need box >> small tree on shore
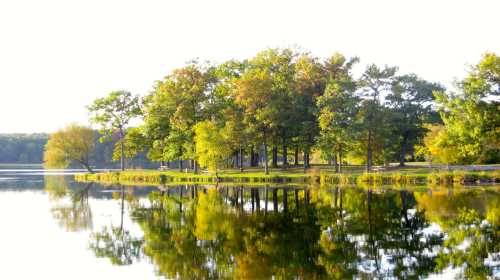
[88,90,142,171]
[44,124,95,172]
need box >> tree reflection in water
[82,184,499,279]
[45,176,93,232]
[88,185,144,265]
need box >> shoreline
[74,168,500,187]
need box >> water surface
[0,167,498,279]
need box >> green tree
[357,64,397,171]
[236,48,300,173]
[213,60,249,171]
[153,62,215,173]
[44,123,95,172]
[430,52,500,164]
[235,60,274,174]
[317,53,359,172]
[112,127,147,163]
[142,82,176,166]
[88,90,142,171]
[292,53,324,169]
[386,74,444,166]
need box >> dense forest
[0,134,48,163]
[95,49,498,173]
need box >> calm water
[0,168,499,279]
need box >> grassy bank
[321,170,500,186]
[74,167,500,187]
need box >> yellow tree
[44,123,95,172]
[193,120,232,177]
[421,124,461,167]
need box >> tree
[420,124,461,167]
[386,74,444,166]
[150,61,215,173]
[88,90,142,171]
[193,120,232,177]
[235,62,274,174]
[142,82,176,166]
[429,52,500,164]
[44,123,95,172]
[317,53,359,172]
[236,48,299,173]
[358,64,397,171]
[112,127,147,163]
[292,52,324,169]
[213,60,248,171]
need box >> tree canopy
[44,123,95,172]
[88,90,142,170]
[83,49,499,172]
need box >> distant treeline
[0,134,48,163]
[0,133,155,168]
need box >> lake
[0,167,498,279]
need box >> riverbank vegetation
[57,49,498,179]
[74,167,500,187]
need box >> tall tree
[142,80,177,166]
[44,123,95,172]
[213,60,248,171]
[88,90,142,171]
[162,61,215,173]
[386,74,444,166]
[317,53,359,172]
[292,53,324,169]
[358,65,397,171]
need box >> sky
[0,0,499,133]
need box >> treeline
[89,49,500,173]
[0,132,153,168]
[0,134,48,163]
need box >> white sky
[0,0,499,133]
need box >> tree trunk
[194,160,198,174]
[264,185,269,214]
[255,188,260,210]
[263,142,269,175]
[119,186,125,232]
[295,189,299,211]
[240,187,244,207]
[250,146,257,167]
[273,188,278,212]
[81,161,94,174]
[333,154,339,173]
[282,189,288,213]
[251,189,255,213]
[366,130,372,172]
[179,159,183,172]
[239,146,244,172]
[294,147,299,166]
[399,136,407,167]
[272,146,278,168]
[282,140,288,168]
[338,147,343,173]
[119,129,125,171]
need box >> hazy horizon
[1,0,499,133]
